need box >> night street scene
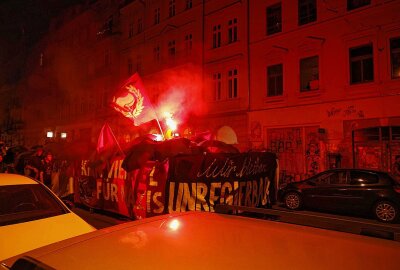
[1,0,400,269]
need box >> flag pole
[107,123,125,156]
[154,114,165,141]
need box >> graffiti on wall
[250,121,262,141]
[327,105,365,118]
[267,126,325,184]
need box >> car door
[331,170,381,214]
[302,171,345,211]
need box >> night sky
[0,0,83,65]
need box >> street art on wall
[267,126,325,185]
[326,105,365,119]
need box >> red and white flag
[111,73,157,126]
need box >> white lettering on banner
[167,177,271,213]
[81,160,90,176]
[197,157,269,179]
[95,180,120,202]
[108,159,127,180]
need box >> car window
[0,184,67,226]
[328,171,347,185]
[349,171,379,185]
[313,172,333,185]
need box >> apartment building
[7,0,400,180]
[249,0,400,181]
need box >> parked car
[1,210,400,270]
[278,169,400,222]
[0,174,95,260]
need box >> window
[128,22,134,38]
[349,44,374,84]
[136,55,142,74]
[153,46,160,62]
[0,185,66,226]
[350,171,378,184]
[228,68,238,99]
[300,56,319,91]
[168,40,176,57]
[329,171,347,185]
[154,8,160,25]
[228,18,238,43]
[186,0,192,9]
[104,48,110,66]
[313,172,333,185]
[266,3,282,35]
[137,18,143,33]
[267,64,283,96]
[213,73,222,101]
[213,25,221,48]
[298,0,316,25]
[347,0,370,11]
[169,0,176,17]
[185,34,192,55]
[128,58,133,75]
[40,53,44,67]
[390,37,400,79]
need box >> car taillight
[394,185,400,193]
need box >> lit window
[266,3,282,35]
[300,56,319,91]
[267,64,283,97]
[390,37,400,79]
[213,24,221,48]
[228,68,238,99]
[298,0,317,26]
[228,18,238,43]
[349,44,374,84]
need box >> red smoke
[151,67,207,126]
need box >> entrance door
[353,126,400,172]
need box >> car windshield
[0,184,67,226]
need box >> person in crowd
[24,147,44,180]
[0,154,8,173]
[40,152,54,188]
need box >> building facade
[249,0,400,182]
[5,0,400,182]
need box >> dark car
[278,169,400,222]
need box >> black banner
[166,152,277,213]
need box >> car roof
[3,211,400,269]
[0,173,38,186]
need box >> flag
[111,73,158,126]
[96,123,119,154]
